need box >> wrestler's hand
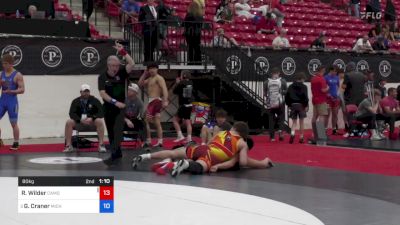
[210,165,218,173]
[115,102,126,109]
[162,100,169,108]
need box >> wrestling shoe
[155,162,175,175]
[10,142,19,151]
[63,145,74,153]
[98,144,107,153]
[171,159,189,177]
[131,156,143,169]
[173,136,185,143]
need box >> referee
[98,42,134,165]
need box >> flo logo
[333,59,346,71]
[281,57,296,76]
[254,57,269,76]
[42,45,63,67]
[80,47,100,67]
[226,55,241,75]
[1,45,23,66]
[356,60,369,72]
[308,59,322,76]
[379,60,391,77]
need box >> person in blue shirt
[121,0,141,30]
[324,66,340,135]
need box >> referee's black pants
[104,104,124,158]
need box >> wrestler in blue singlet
[0,70,19,123]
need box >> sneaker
[171,159,189,177]
[131,156,143,169]
[299,137,304,144]
[10,142,19,151]
[63,145,74,153]
[155,162,175,175]
[98,145,107,153]
[289,135,294,144]
[370,134,385,141]
[153,143,163,148]
[173,136,185,143]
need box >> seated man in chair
[124,83,145,143]
[64,84,106,153]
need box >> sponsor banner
[205,47,400,82]
[0,36,115,75]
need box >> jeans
[348,3,360,18]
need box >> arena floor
[0,136,399,225]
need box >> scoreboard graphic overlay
[18,176,114,213]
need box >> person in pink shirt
[380,87,400,138]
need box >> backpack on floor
[71,136,94,148]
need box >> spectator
[235,0,269,19]
[353,35,373,52]
[214,0,234,24]
[310,32,326,49]
[354,89,385,140]
[124,83,146,142]
[24,5,37,19]
[285,72,308,144]
[272,29,290,48]
[255,13,277,34]
[200,109,232,145]
[324,66,340,135]
[184,1,204,64]
[375,78,387,98]
[384,0,396,23]
[263,67,287,142]
[372,36,389,50]
[157,0,172,43]
[343,62,365,106]
[63,84,106,153]
[348,0,360,18]
[212,28,238,47]
[172,70,195,143]
[139,0,159,62]
[121,0,141,30]
[366,0,381,23]
[268,0,285,27]
[368,22,382,38]
[311,65,329,131]
[389,21,400,40]
[380,87,400,139]
[337,68,348,131]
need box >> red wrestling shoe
[155,162,175,175]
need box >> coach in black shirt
[98,42,134,164]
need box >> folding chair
[74,123,98,150]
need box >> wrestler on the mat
[132,122,273,175]
[138,62,168,148]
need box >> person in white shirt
[235,0,269,19]
[353,35,373,52]
[272,29,290,48]
[212,28,239,47]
